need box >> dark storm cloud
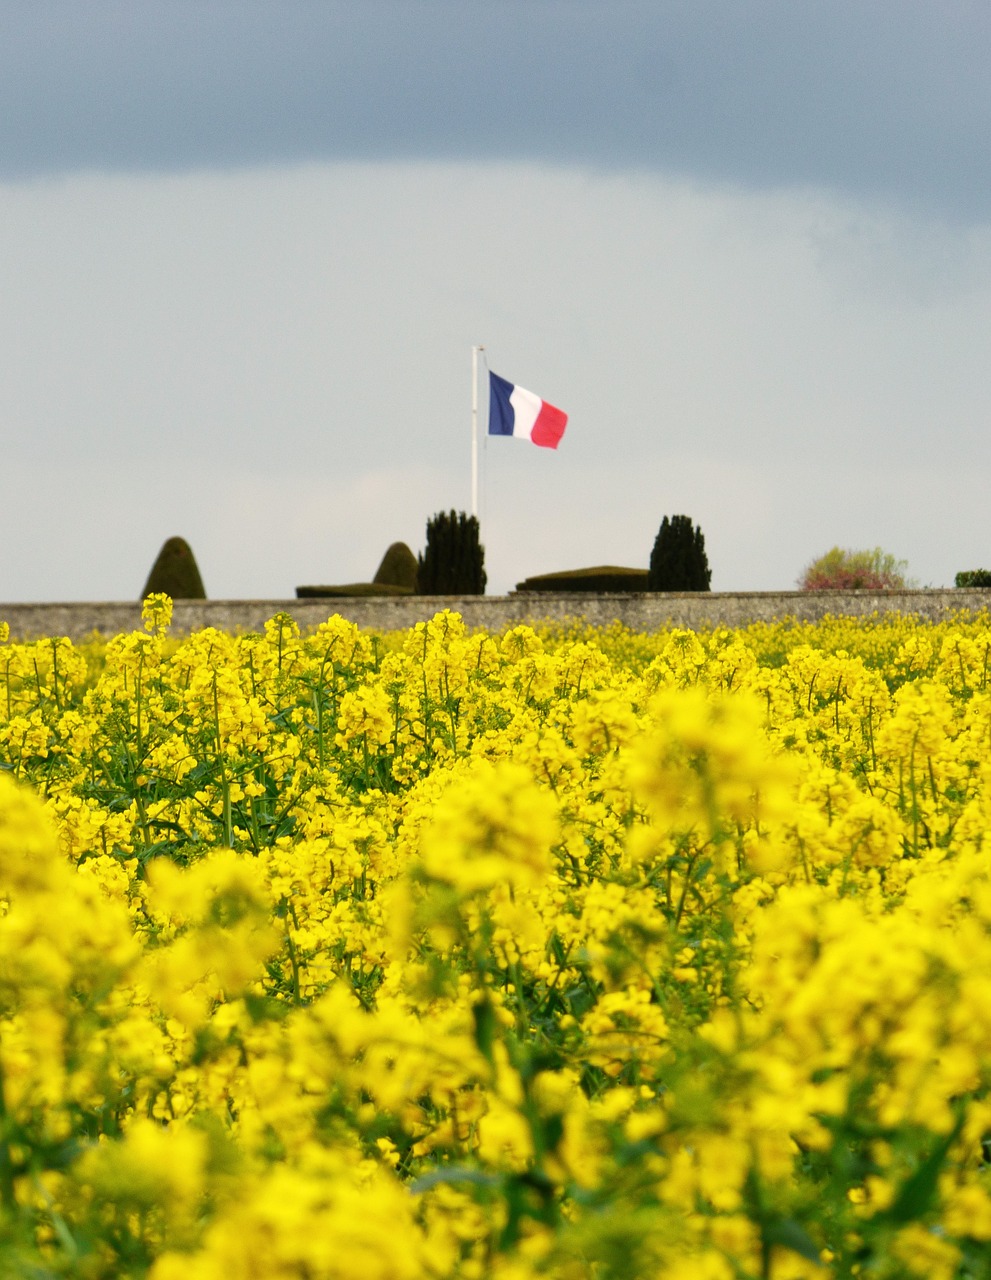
[1,0,989,220]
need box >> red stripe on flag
[530,401,568,449]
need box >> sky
[2,1,990,601]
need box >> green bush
[955,570,991,588]
[648,516,711,591]
[417,511,486,595]
[141,536,206,600]
[515,566,649,593]
[799,547,909,591]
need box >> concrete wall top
[2,590,991,642]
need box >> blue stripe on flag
[488,372,516,436]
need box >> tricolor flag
[488,372,568,450]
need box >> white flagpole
[471,345,483,517]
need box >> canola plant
[1,597,991,1278]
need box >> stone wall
[2,590,990,641]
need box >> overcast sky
[2,1,990,600]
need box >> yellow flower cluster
[3,597,991,1277]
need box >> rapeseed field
[2,597,991,1277]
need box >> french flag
[489,372,568,449]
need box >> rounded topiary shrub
[373,542,419,591]
[141,537,206,600]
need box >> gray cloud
[2,1,989,221]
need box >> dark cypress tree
[141,536,207,599]
[648,515,711,591]
[417,511,487,595]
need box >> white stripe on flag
[509,385,542,438]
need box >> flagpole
[471,345,483,518]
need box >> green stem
[50,638,62,714]
[284,902,302,1007]
[0,1040,19,1214]
[134,652,152,851]
[212,671,233,847]
[313,688,325,768]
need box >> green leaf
[472,994,497,1066]
[883,1108,966,1226]
[764,1217,824,1265]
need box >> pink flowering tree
[798,546,910,591]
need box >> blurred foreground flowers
[2,600,991,1276]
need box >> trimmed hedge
[295,583,414,599]
[515,566,650,593]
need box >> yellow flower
[336,684,394,748]
[418,759,558,892]
[141,592,174,635]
